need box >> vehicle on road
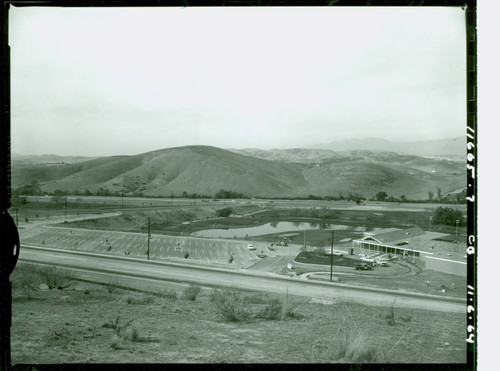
[247,244,256,250]
[354,262,373,270]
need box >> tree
[216,208,233,217]
[433,207,464,226]
[15,180,41,196]
[376,191,388,201]
[428,191,434,203]
[51,190,68,206]
[214,189,248,199]
[399,195,407,202]
[436,187,442,203]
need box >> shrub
[280,293,302,320]
[102,315,138,337]
[125,295,155,305]
[160,289,177,301]
[399,314,412,323]
[335,329,385,363]
[110,335,122,350]
[216,207,233,217]
[123,326,140,342]
[11,263,73,290]
[257,297,282,320]
[309,329,385,363]
[385,306,396,325]
[210,288,249,322]
[182,284,202,301]
[107,284,119,294]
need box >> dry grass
[11,276,466,364]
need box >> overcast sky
[9,6,466,156]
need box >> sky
[9,6,466,156]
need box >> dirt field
[10,263,466,365]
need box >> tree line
[11,181,466,205]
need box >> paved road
[23,196,467,212]
[18,245,465,313]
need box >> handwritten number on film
[465,125,476,346]
[466,126,475,202]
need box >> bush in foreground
[11,263,73,290]
[182,284,202,301]
[257,294,302,321]
[308,328,385,363]
[210,288,249,322]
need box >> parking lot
[20,226,271,269]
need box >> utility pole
[429,216,432,232]
[456,219,459,236]
[147,217,151,260]
[64,194,67,219]
[330,231,334,282]
[121,193,124,208]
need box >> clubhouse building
[352,226,466,276]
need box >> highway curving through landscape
[18,244,465,313]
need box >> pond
[191,221,364,238]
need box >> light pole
[330,231,334,282]
[429,216,432,232]
[456,219,459,236]
[147,217,151,260]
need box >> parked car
[354,262,373,270]
[361,257,375,263]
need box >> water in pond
[191,222,364,238]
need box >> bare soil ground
[10,264,466,365]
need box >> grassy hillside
[230,148,341,164]
[11,145,465,199]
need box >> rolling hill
[11,145,465,200]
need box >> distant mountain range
[12,144,465,200]
[310,136,465,159]
[12,154,100,164]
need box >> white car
[327,250,343,256]
[247,244,256,250]
[361,257,375,263]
